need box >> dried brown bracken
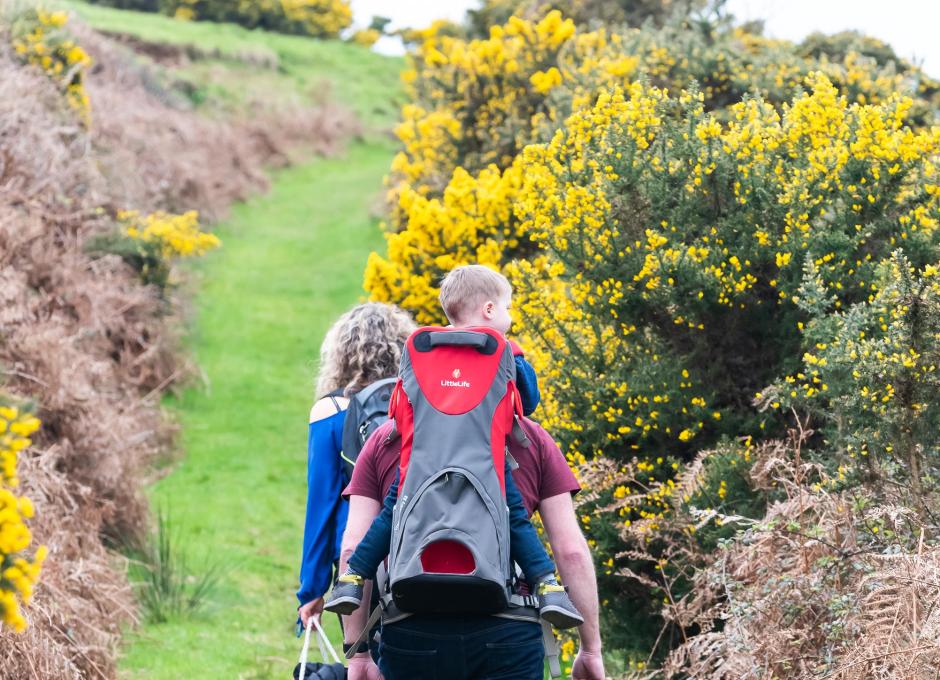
[597,425,940,680]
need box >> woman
[297,302,415,626]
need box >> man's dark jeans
[378,615,544,680]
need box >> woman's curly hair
[316,302,416,398]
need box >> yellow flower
[0,406,45,633]
[122,210,221,260]
[530,67,563,94]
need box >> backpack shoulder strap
[353,378,398,405]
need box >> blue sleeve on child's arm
[298,419,345,605]
[505,461,555,582]
[347,476,398,579]
[514,356,541,416]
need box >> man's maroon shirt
[343,418,580,517]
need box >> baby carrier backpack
[387,326,523,614]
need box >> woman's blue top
[297,407,348,605]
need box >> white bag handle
[298,615,343,680]
[298,617,314,680]
[313,616,343,664]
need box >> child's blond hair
[439,265,512,324]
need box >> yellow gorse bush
[11,8,93,122]
[115,210,220,290]
[365,11,940,325]
[350,28,380,48]
[365,163,523,325]
[367,11,580,321]
[512,71,938,459]
[365,5,940,649]
[509,72,939,645]
[121,210,220,260]
[279,0,351,36]
[0,406,46,634]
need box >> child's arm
[346,475,398,579]
[514,355,541,417]
[505,460,555,583]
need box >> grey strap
[429,330,489,349]
[512,416,531,448]
[345,563,393,660]
[542,620,562,678]
[354,377,398,405]
[345,604,383,660]
[376,562,388,595]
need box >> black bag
[293,661,346,680]
[340,378,397,481]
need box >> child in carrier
[324,265,583,629]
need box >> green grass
[61,0,405,127]
[118,141,393,679]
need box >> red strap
[507,339,525,357]
[388,380,402,418]
[511,382,524,419]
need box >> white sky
[349,0,940,78]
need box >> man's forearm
[342,579,374,646]
[339,495,382,647]
[539,493,603,654]
[555,541,602,652]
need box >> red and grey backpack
[386,326,524,614]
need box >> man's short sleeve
[341,425,386,502]
[534,425,581,501]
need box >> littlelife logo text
[442,368,470,388]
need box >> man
[329,417,605,680]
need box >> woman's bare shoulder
[310,396,349,423]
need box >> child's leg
[504,460,554,582]
[325,474,399,615]
[347,474,398,579]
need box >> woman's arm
[297,398,346,608]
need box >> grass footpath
[119,140,392,679]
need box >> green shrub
[127,510,223,623]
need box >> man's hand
[572,648,606,680]
[348,654,383,680]
[298,597,323,627]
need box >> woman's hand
[298,597,324,627]
[348,655,383,680]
